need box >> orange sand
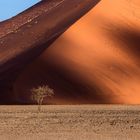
[15,0,140,104]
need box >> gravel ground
[0,105,140,140]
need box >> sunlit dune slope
[15,0,140,104]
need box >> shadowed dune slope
[14,0,140,104]
[0,0,100,104]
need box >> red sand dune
[14,0,140,104]
[0,0,100,104]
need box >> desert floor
[0,105,140,140]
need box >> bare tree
[31,85,54,112]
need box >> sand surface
[13,0,140,104]
[0,0,140,104]
[0,105,140,140]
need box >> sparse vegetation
[31,85,54,112]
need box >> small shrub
[31,85,54,112]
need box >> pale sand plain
[0,105,140,140]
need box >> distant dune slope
[15,0,140,104]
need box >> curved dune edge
[15,0,140,104]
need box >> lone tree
[31,85,54,112]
